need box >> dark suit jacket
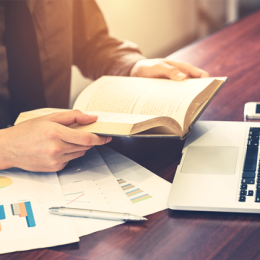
[0,0,145,128]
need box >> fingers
[63,150,88,164]
[44,110,112,146]
[45,139,93,155]
[56,124,112,146]
[47,109,98,126]
[130,58,209,80]
[164,60,209,78]
[153,61,188,81]
[4,111,112,173]
[47,135,110,156]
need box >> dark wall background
[239,0,260,18]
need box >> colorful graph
[0,202,36,231]
[0,176,13,189]
[11,202,36,228]
[117,179,152,204]
[64,192,86,205]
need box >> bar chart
[11,202,36,228]
[0,201,36,232]
[117,179,152,204]
[0,169,79,254]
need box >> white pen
[49,207,147,222]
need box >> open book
[15,76,227,139]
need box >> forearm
[0,128,14,170]
[75,36,145,79]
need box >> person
[0,0,209,172]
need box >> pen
[49,207,147,222]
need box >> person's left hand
[130,58,209,81]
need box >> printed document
[0,168,79,254]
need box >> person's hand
[0,110,111,172]
[130,58,209,81]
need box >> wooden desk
[2,10,260,260]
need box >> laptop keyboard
[239,127,260,202]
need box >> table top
[3,9,260,260]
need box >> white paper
[97,146,172,217]
[58,148,132,237]
[0,169,79,254]
[0,145,172,253]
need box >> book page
[84,111,159,124]
[73,76,223,128]
[16,108,159,125]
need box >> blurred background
[70,0,260,108]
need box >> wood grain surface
[2,10,260,260]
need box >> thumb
[47,110,98,126]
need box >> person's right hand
[0,110,111,172]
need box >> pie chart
[0,176,13,189]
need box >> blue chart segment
[0,205,6,231]
[10,201,36,228]
[24,202,36,227]
[0,205,5,220]
[117,179,152,204]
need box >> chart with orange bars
[0,170,79,254]
[117,179,152,203]
[97,146,171,220]
[0,202,36,232]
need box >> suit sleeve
[72,0,146,80]
[0,2,12,128]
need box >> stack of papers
[0,146,171,254]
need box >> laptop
[168,120,260,213]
